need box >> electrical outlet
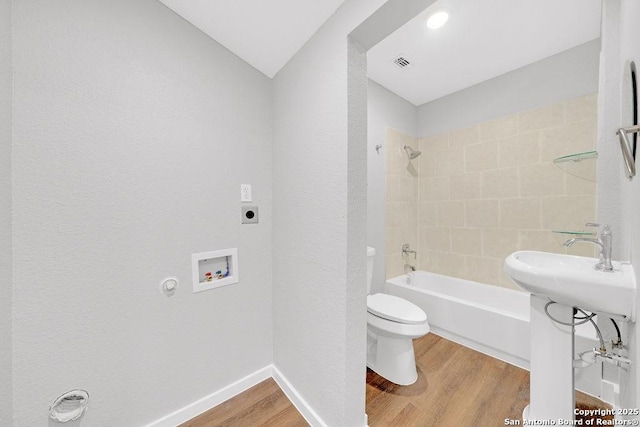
[241,184,252,202]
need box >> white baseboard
[430,327,529,370]
[145,365,334,427]
[271,365,327,427]
[145,365,272,427]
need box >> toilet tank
[367,246,375,294]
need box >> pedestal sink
[505,251,636,320]
[504,251,636,422]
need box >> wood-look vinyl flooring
[179,379,308,427]
[183,333,613,427]
[366,333,612,427]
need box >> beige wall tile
[433,252,467,278]
[498,132,540,168]
[563,159,597,195]
[419,226,452,253]
[437,200,465,227]
[499,198,541,229]
[465,199,499,228]
[465,140,498,172]
[407,203,419,230]
[386,227,417,258]
[565,175,597,196]
[398,175,418,201]
[421,176,451,201]
[564,93,597,123]
[435,146,464,176]
[452,228,482,255]
[385,255,405,279]
[449,125,480,147]
[407,161,420,181]
[386,127,400,147]
[417,249,439,272]
[386,94,597,291]
[480,114,519,141]
[541,195,597,230]
[418,149,436,177]
[539,120,597,162]
[386,174,401,202]
[465,256,500,286]
[519,163,566,197]
[519,103,564,133]
[451,173,481,200]
[385,227,403,256]
[519,230,564,254]
[419,133,449,152]
[387,133,407,175]
[482,229,519,259]
[481,168,518,198]
[419,201,437,227]
[385,201,405,229]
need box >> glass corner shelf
[552,230,596,236]
[553,150,598,164]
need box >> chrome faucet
[563,223,613,272]
[404,263,416,273]
[401,243,417,259]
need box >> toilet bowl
[366,247,429,385]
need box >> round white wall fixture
[49,389,89,423]
[160,278,178,296]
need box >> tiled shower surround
[386,93,597,289]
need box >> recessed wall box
[191,248,238,293]
[241,206,259,224]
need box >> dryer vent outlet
[241,206,259,224]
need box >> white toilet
[366,246,429,385]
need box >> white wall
[619,0,640,411]
[272,0,435,423]
[417,39,601,138]
[11,0,272,425]
[367,80,417,293]
[0,0,11,424]
[600,0,640,411]
[271,3,378,424]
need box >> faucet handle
[401,243,417,259]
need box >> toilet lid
[367,293,427,325]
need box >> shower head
[404,145,422,160]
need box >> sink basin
[504,251,636,319]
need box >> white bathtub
[385,271,601,396]
[385,271,531,368]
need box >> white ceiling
[158,0,601,104]
[367,0,602,106]
[157,0,347,78]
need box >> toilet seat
[367,293,427,325]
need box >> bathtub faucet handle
[401,244,417,259]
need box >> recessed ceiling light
[426,11,449,29]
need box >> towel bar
[616,124,639,179]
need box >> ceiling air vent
[393,55,412,69]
